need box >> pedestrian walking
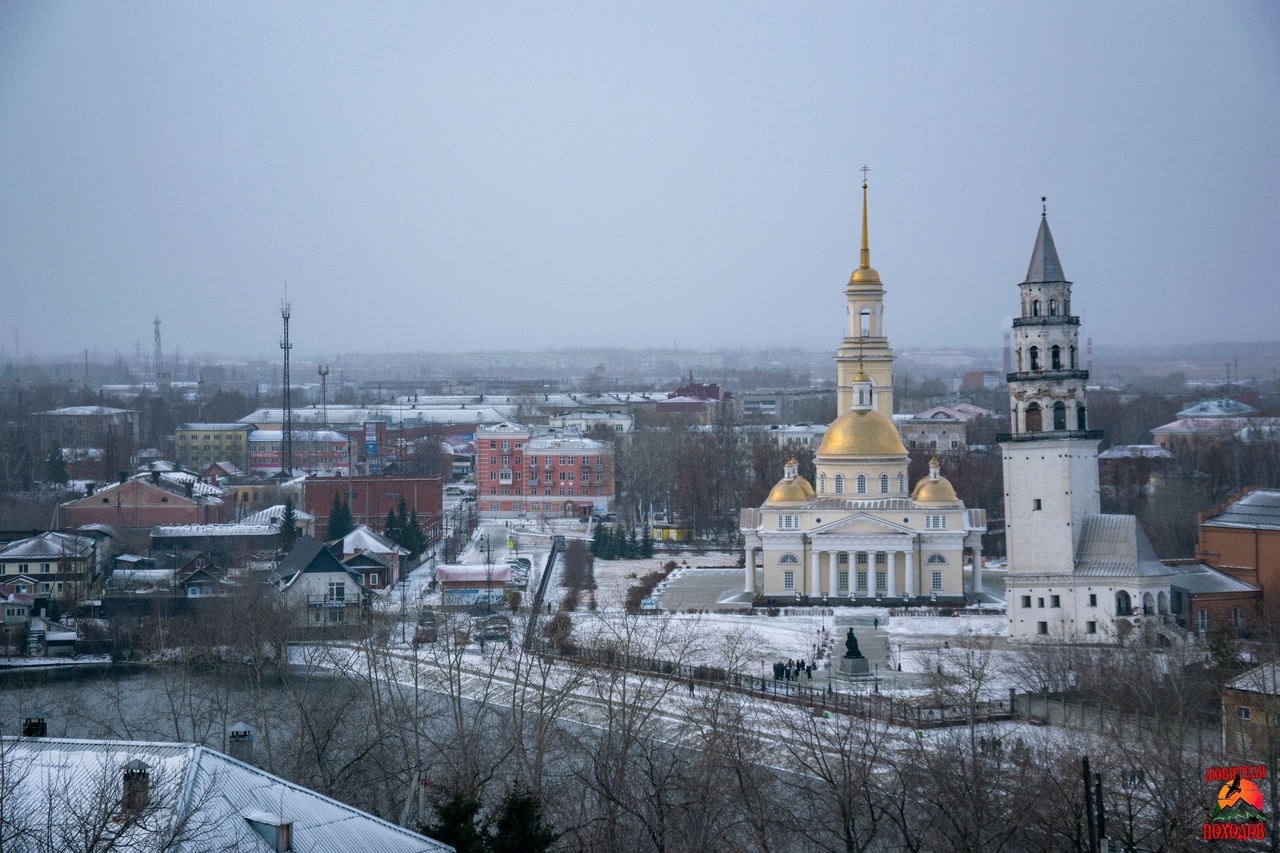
[980,736,987,753]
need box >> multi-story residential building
[34,406,139,448]
[474,423,615,517]
[248,429,349,475]
[175,423,255,471]
[0,531,103,604]
[302,475,443,542]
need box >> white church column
[828,551,839,598]
[810,551,821,598]
[905,548,915,598]
[971,545,983,594]
[886,551,897,597]
[744,547,755,594]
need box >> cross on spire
[1041,196,1047,218]
[860,164,870,186]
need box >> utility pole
[280,296,293,477]
[318,364,330,428]
[153,317,170,389]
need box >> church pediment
[812,513,912,536]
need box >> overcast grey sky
[2,2,1277,362]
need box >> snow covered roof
[1177,398,1258,418]
[1150,417,1261,437]
[525,434,606,452]
[178,423,254,431]
[242,505,316,526]
[1202,489,1280,531]
[0,736,452,852]
[249,429,350,442]
[337,525,408,556]
[1098,444,1172,460]
[0,532,96,561]
[1072,514,1173,578]
[435,565,512,583]
[35,406,135,417]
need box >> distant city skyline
[2,3,1277,359]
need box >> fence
[1011,691,1219,752]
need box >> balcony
[498,469,514,484]
[307,595,348,608]
[997,430,1104,443]
[1006,369,1089,383]
[1012,315,1079,328]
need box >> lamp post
[480,533,494,615]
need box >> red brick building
[302,475,443,542]
[59,475,231,530]
[1197,488,1280,607]
[473,423,615,518]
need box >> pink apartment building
[473,423,614,517]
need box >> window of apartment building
[501,487,510,496]
[512,501,522,510]
[1037,622,1048,635]
[566,487,574,496]
[1197,610,1210,632]
[1238,706,1252,720]
[489,441,496,449]
[515,442,522,449]
[1050,595,1060,608]
[329,609,344,623]
[558,488,566,496]
[489,456,497,465]
[932,571,943,591]
[501,441,510,451]
[501,456,509,466]
[327,581,345,602]
[489,487,496,495]
[489,501,500,510]
[1021,595,1031,608]
[1230,608,1244,628]
[567,456,575,464]
[1088,594,1097,607]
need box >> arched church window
[856,474,867,494]
[1025,403,1042,432]
[1049,299,1057,316]
[859,308,871,337]
[879,474,889,493]
[834,474,844,494]
[898,473,905,492]
[1029,346,1040,371]
[926,553,947,564]
[779,553,800,565]
[1076,405,1087,430]
[1115,590,1132,616]
[929,434,938,450]
[818,473,826,493]
[1032,300,1041,317]
[1051,345,1061,370]
[1053,401,1067,431]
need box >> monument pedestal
[837,656,870,676]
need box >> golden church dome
[849,265,881,285]
[911,475,959,504]
[912,456,960,505]
[766,474,815,504]
[817,410,908,457]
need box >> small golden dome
[849,265,881,285]
[912,474,960,504]
[766,475,816,504]
[817,409,908,457]
[853,369,870,383]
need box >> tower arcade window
[1032,300,1041,317]
[1029,346,1040,371]
[1077,405,1087,430]
[1048,298,1057,316]
[859,308,871,336]
[1053,401,1067,431]
[1051,345,1061,370]
[1070,345,1077,368]
[1025,403,1042,432]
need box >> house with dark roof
[1198,488,1280,607]
[272,536,371,628]
[0,531,101,604]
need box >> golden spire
[849,167,880,285]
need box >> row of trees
[590,524,654,560]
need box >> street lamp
[480,533,494,615]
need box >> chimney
[118,470,128,485]
[227,721,255,764]
[184,481,194,499]
[150,471,161,485]
[122,759,150,813]
[85,482,95,497]
[21,712,47,737]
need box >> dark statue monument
[844,628,863,659]
[838,627,869,675]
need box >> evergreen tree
[384,509,400,545]
[641,528,654,558]
[395,496,411,548]
[626,528,639,559]
[326,492,355,541]
[590,523,606,558]
[488,785,559,853]
[45,443,69,486]
[279,497,299,551]
[613,525,628,559]
[422,791,486,853]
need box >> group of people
[773,658,813,681]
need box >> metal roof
[1203,489,1280,531]
[1024,216,1067,283]
[1167,562,1259,595]
[1176,398,1258,418]
[0,737,452,852]
[0,531,96,560]
[1072,514,1173,577]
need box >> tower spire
[849,168,880,285]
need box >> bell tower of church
[1000,207,1102,574]
[836,175,894,420]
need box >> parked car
[483,615,511,641]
